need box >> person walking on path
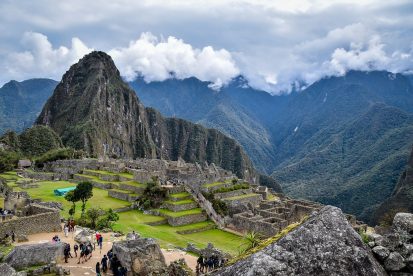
[96,262,101,276]
[101,255,108,273]
[64,225,69,237]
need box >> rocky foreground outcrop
[214,206,386,276]
[368,212,413,273]
[4,242,64,270]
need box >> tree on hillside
[65,190,79,217]
[86,208,103,229]
[74,182,93,216]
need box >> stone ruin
[228,195,323,237]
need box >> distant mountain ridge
[35,51,270,188]
[0,79,58,134]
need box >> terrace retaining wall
[0,204,61,237]
[167,213,207,226]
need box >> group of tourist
[52,235,61,242]
[196,254,226,274]
[77,242,94,264]
[0,208,14,218]
[95,249,127,276]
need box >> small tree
[86,208,103,229]
[96,208,120,230]
[65,190,78,217]
[74,182,93,216]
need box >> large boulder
[74,228,94,243]
[213,206,386,276]
[4,242,65,270]
[112,238,167,276]
[392,213,413,237]
[0,263,18,276]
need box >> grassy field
[112,210,244,255]
[158,208,203,217]
[13,181,130,217]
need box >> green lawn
[224,193,260,201]
[203,181,231,188]
[113,210,244,255]
[169,192,190,199]
[14,181,130,218]
[164,199,195,205]
[158,208,203,217]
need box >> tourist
[74,244,79,257]
[64,244,70,263]
[98,235,103,252]
[111,254,120,275]
[107,250,113,269]
[64,225,69,237]
[96,262,101,276]
[197,255,204,273]
[11,231,15,243]
[101,255,108,273]
[119,266,127,276]
[87,242,93,258]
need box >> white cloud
[4,32,93,81]
[109,33,239,87]
[1,1,413,93]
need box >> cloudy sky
[1,0,413,93]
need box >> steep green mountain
[35,51,269,187]
[0,79,57,134]
[272,104,413,220]
[372,144,413,225]
[130,77,277,173]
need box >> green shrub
[35,147,86,168]
[19,125,62,157]
[137,178,167,209]
[359,229,371,244]
[212,199,229,216]
[0,150,21,173]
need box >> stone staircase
[156,187,207,226]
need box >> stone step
[108,189,140,202]
[223,193,263,207]
[214,188,252,200]
[169,192,191,202]
[202,181,233,192]
[163,199,198,212]
[156,208,207,226]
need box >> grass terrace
[169,192,190,199]
[158,208,203,218]
[164,199,195,205]
[113,210,244,255]
[203,181,231,188]
[225,193,260,201]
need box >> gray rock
[0,263,18,276]
[372,246,390,262]
[392,213,413,234]
[112,237,167,275]
[369,241,376,248]
[126,232,139,240]
[213,206,386,276]
[4,242,65,270]
[384,252,406,271]
[74,229,93,243]
[406,254,413,273]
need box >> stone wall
[118,183,145,194]
[223,194,263,207]
[214,188,252,200]
[0,204,61,237]
[167,213,207,226]
[163,202,198,212]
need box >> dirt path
[20,229,197,275]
